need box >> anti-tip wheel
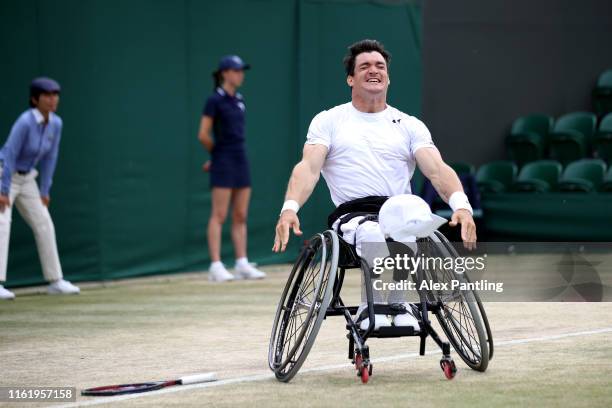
[360,366,369,383]
[440,359,457,380]
[354,354,362,373]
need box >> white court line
[52,327,612,408]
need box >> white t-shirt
[305,102,436,207]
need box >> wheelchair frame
[269,228,493,384]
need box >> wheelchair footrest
[369,326,420,338]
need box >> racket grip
[179,373,218,385]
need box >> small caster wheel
[355,354,362,373]
[440,358,457,380]
[360,365,369,383]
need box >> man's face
[223,69,245,88]
[347,51,389,95]
[33,92,60,113]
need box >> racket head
[81,381,175,396]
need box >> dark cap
[30,77,61,94]
[217,55,250,72]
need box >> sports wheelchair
[269,206,493,384]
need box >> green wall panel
[0,0,422,287]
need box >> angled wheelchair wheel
[268,230,339,382]
[420,231,492,372]
[432,231,494,361]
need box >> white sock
[210,261,223,269]
[236,257,249,267]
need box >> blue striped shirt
[0,109,62,197]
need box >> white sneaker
[393,303,420,332]
[208,263,235,282]
[0,285,16,300]
[355,303,391,331]
[48,279,80,295]
[234,262,266,280]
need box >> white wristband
[280,200,300,215]
[448,191,473,215]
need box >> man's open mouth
[367,78,381,83]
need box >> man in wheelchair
[272,39,476,335]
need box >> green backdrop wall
[0,0,423,287]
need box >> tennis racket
[81,372,218,396]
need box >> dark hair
[343,39,391,76]
[212,70,223,89]
[29,89,43,108]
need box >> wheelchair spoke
[269,231,339,381]
[412,233,490,372]
[296,258,321,304]
[439,291,462,303]
[463,313,482,358]
[443,301,481,361]
[297,263,318,300]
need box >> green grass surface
[1,264,611,407]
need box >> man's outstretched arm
[415,147,477,248]
[272,144,327,252]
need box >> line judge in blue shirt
[0,77,80,300]
[198,55,266,282]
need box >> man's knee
[355,220,388,261]
[357,221,386,243]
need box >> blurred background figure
[198,56,266,282]
[0,77,80,299]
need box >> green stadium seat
[548,112,596,165]
[597,69,612,87]
[513,160,562,192]
[506,114,553,166]
[476,161,518,193]
[594,113,612,162]
[593,69,612,117]
[558,159,606,193]
[600,166,612,192]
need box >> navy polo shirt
[203,87,246,152]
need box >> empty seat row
[593,69,612,118]
[476,159,612,193]
[506,112,612,166]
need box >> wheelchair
[268,214,494,384]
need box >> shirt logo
[237,102,246,112]
[392,118,402,123]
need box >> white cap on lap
[378,194,447,241]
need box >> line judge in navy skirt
[198,55,266,282]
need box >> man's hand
[0,194,10,213]
[273,210,303,252]
[449,209,477,250]
[41,196,50,207]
